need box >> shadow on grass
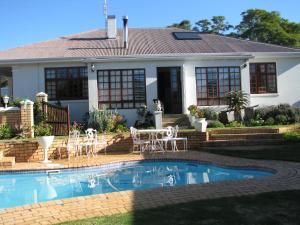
[58,190,300,225]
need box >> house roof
[1,28,300,61]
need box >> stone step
[200,139,286,147]
[209,128,279,135]
[162,114,190,127]
[0,157,16,167]
[209,133,283,141]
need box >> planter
[190,115,196,126]
[194,118,208,132]
[37,136,55,164]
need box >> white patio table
[137,129,169,152]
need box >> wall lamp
[91,64,95,72]
[241,63,248,69]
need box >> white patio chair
[130,127,150,154]
[155,126,173,152]
[168,125,188,151]
[158,126,187,152]
[83,129,107,157]
[58,130,81,160]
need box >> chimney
[123,16,129,49]
[107,15,117,39]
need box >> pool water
[0,160,273,209]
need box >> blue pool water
[0,160,274,209]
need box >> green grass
[283,132,300,141]
[58,190,300,225]
[202,143,300,162]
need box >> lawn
[57,143,300,225]
[201,143,300,162]
[58,190,300,225]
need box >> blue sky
[0,0,299,50]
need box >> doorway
[157,67,182,114]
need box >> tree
[167,20,192,30]
[236,9,300,47]
[195,19,211,32]
[210,16,233,34]
[194,16,233,34]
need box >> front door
[157,67,182,114]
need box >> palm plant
[225,91,249,121]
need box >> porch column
[240,61,251,104]
[182,64,187,114]
[88,63,98,111]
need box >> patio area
[1,150,300,225]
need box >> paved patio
[0,151,300,225]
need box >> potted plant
[194,109,208,132]
[225,91,249,122]
[187,105,198,126]
[34,123,54,164]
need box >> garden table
[137,129,169,152]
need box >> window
[196,67,241,106]
[250,63,277,94]
[97,69,146,109]
[45,67,88,100]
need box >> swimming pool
[0,160,274,209]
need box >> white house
[0,16,300,126]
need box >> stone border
[0,151,300,225]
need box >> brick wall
[0,100,34,138]
[0,131,208,163]
[0,109,21,129]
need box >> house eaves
[0,53,255,65]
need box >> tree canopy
[167,9,300,48]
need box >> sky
[0,0,299,50]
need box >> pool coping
[0,151,300,225]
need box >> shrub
[249,119,264,127]
[87,107,128,133]
[115,124,129,133]
[275,115,288,125]
[33,101,46,125]
[188,105,198,116]
[264,117,275,126]
[225,91,249,113]
[195,109,205,118]
[202,108,219,120]
[7,98,23,108]
[34,123,52,136]
[208,120,225,128]
[254,104,299,125]
[0,125,13,139]
[226,121,244,128]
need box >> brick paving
[0,151,300,225]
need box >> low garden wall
[0,131,208,163]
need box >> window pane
[45,67,88,100]
[196,67,240,106]
[250,63,277,94]
[97,69,146,109]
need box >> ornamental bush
[254,104,300,125]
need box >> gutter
[0,53,254,65]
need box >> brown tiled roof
[1,28,300,61]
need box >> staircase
[203,128,285,147]
[162,114,190,128]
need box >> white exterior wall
[13,62,89,122]
[249,57,300,108]
[89,60,184,126]
[11,56,300,126]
